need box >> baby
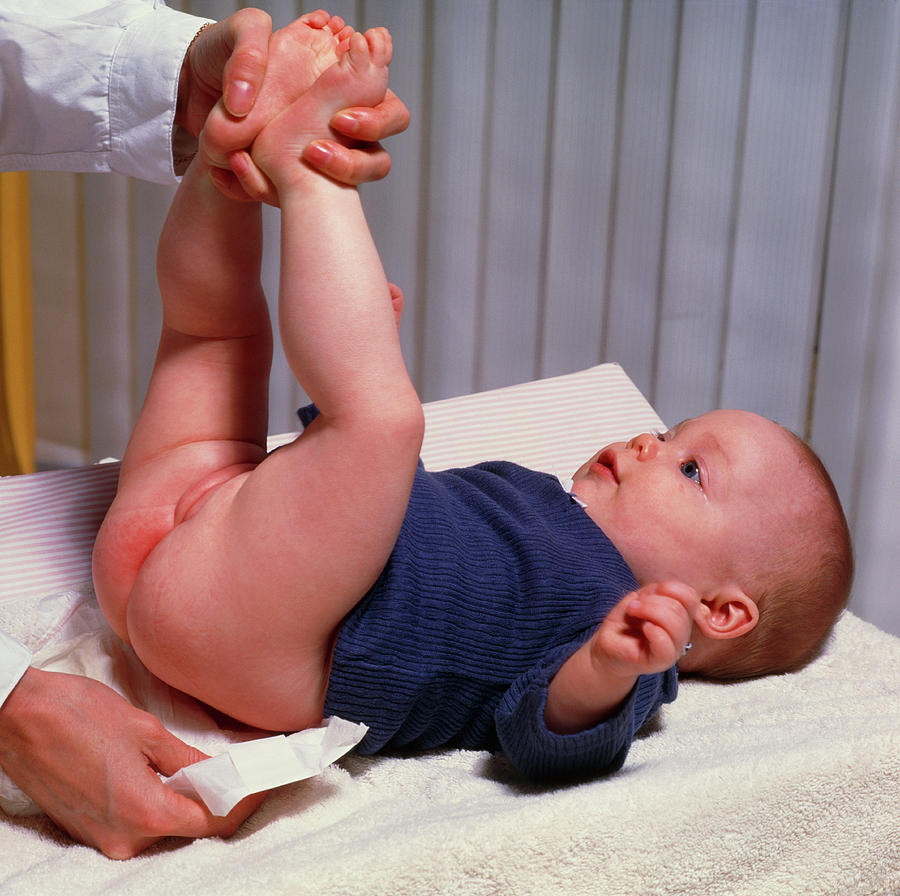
[93,18,853,782]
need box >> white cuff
[0,631,32,709]
[109,6,213,183]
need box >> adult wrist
[175,23,214,131]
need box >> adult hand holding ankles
[0,667,263,860]
[183,9,409,203]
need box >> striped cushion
[1,363,662,603]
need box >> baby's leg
[248,29,402,414]
[92,152,271,637]
[94,12,353,642]
[101,30,422,733]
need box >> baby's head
[571,409,853,680]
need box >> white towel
[1,364,897,894]
[0,610,896,896]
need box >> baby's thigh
[93,454,264,645]
[93,495,181,645]
[123,472,356,731]
[123,416,416,730]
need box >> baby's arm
[545,581,699,735]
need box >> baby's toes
[364,27,393,67]
[299,10,330,29]
[341,31,368,70]
[341,30,381,78]
[326,15,348,37]
[335,22,354,42]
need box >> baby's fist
[592,581,700,678]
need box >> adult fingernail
[225,80,255,118]
[332,111,361,135]
[304,142,334,167]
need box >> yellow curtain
[0,171,35,475]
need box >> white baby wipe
[163,717,369,816]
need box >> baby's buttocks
[173,463,258,525]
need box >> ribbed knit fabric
[322,458,678,780]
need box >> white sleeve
[0,630,31,709]
[0,0,212,183]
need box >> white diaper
[0,585,364,816]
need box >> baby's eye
[680,459,701,485]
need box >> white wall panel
[418,0,493,401]
[604,0,680,398]
[847,116,900,636]
[477,0,556,392]
[82,174,133,459]
[360,0,430,391]
[811,0,900,515]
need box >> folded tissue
[163,716,368,816]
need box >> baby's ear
[695,586,759,640]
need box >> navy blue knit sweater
[322,459,678,779]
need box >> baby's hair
[706,430,853,681]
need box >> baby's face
[571,409,802,596]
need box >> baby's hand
[590,581,700,678]
[545,581,699,734]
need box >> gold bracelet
[174,22,213,173]
[187,21,213,60]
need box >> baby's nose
[628,432,659,460]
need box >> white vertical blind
[654,1,750,420]
[29,0,900,635]
[720,2,844,431]
[541,1,624,382]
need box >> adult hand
[0,667,263,859]
[213,93,410,203]
[197,11,410,203]
[176,7,274,136]
[309,90,411,184]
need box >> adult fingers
[143,726,268,839]
[223,150,280,205]
[330,89,410,142]
[302,140,391,185]
[218,8,274,118]
[150,786,267,844]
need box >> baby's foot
[201,10,352,170]
[249,28,392,190]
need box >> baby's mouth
[591,449,619,483]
